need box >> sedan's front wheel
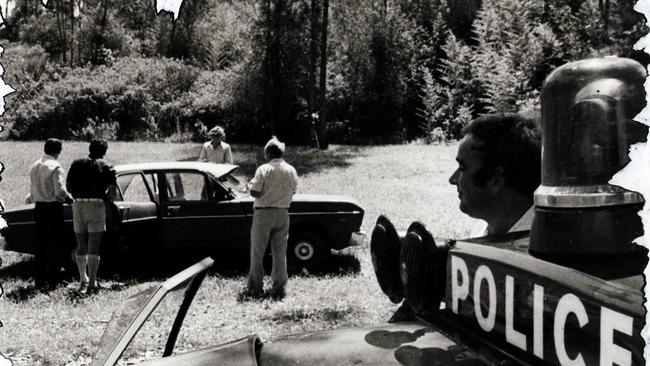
[288,232,327,270]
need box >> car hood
[257,321,485,365]
[134,322,486,366]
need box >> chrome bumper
[349,231,367,247]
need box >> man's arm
[291,167,298,195]
[66,161,76,194]
[198,145,207,162]
[248,166,265,198]
[53,166,73,203]
[225,145,233,164]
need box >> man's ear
[488,166,506,193]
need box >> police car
[91,57,647,365]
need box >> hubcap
[294,241,314,261]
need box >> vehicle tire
[288,232,327,271]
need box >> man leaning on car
[26,138,74,290]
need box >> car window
[116,174,151,202]
[164,172,208,201]
[145,173,159,201]
[218,174,248,198]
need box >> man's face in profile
[449,134,494,220]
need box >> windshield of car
[92,286,159,365]
[91,258,213,366]
[217,173,249,198]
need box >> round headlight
[370,215,403,303]
[399,221,451,316]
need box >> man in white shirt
[198,126,233,164]
[26,138,74,290]
[245,137,298,300]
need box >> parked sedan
[0,162,365,269]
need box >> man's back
[28,155,66,203]
[67,157,116,199]
[251,159,298,208]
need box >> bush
[72,118,119,141]
[418,33,477,141]
[4,56,217,140]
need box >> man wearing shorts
[66,139,116,294]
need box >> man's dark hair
[89,139,108,159]
[44,138,62,155]
[462,112,541,196]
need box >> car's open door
[91,257,214,366]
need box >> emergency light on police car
[530,57,648,257]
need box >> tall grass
[0,141,478,365]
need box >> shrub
[5,56,209,140]
[418,33,477,141]
[71,118,119,141]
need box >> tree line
[0,0,645,145]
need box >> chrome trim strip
[121,217,157,223]
[163,215,247,220]
[289,211,363,216]
[534,184,644,208]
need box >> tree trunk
[317,0,328,149]
[55,0,68,64]
[264,0,275,136]
[70,0,74,67]
[309,0,319,148]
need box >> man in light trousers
[246,137,298,300]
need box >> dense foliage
[0,0,645,143]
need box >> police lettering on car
[449,253,637,365]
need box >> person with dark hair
[449,112,541,236]
[66,139,116,294]
[199,126,233,164]
[389,112,541,322]
[245,137,298,300]
[26,138,74,290]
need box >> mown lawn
[0,141,479,365]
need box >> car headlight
[399,221,452,316]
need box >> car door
[158,170,248,255]
[112,172,160,253]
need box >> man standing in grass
[245,137,298,300]
[66,139,116,294]
[198,126,234,164]
[26,138,74,290]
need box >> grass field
[0,141,479,365]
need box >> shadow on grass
[179,145,367,178]
[294,250,361,277]
[0,250,361,290]
[0,256,34,280]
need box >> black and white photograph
[0,0,648,364]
